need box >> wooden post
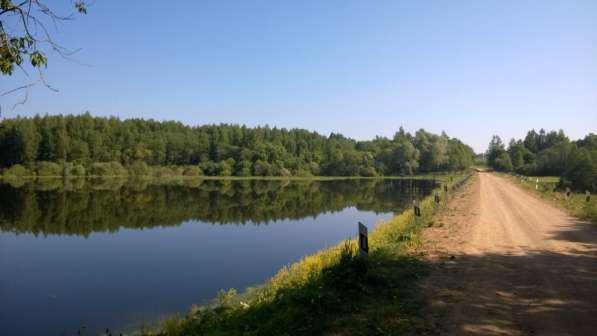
[586,190,591,203]
[434,193,440,204]
[413,199,421,217]
[358,222,368,258]
[566,187,571,200]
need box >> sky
[1,0,596,152]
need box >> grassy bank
[503,174,596,223]
[139,171,474,336]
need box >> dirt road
[423,173,597,336]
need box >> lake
[0,178,436,335]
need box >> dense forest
[486,129,597,191]
[0,113,475,177]
[0,178,434,236]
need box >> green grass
[138,171,474,336]
[502,174,596,223]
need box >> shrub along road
[422,172,597,336]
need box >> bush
[236,167,252,177]
[309,162,321,175]
[253,160,272,176]
[217,159,234,177]
[494,152,513,172]
[170,166,185,176]
[35,161,63,177]
[295,168,314,177]
[63,162,87,177]
[153,166,178,178]
[199,161,219,176]
[90,161,128,176]
[65,163,86,177]
[70,164,86,177]
[278,167,292,177]
[359,166,378,177]
[235,160,252,177]
[561,148,597,192]
[183,166,203,176]
[89,163,108,176]
[128,161,152,176]
[3,164,31,177]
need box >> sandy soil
[422,172,597,336]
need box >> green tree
[491,130,596,191]
[494,151,513,172]
[129,161,152,176]
[35,161,62,176]
[3,164,30,177]
[1,1,88,113]
[487,135,507,170]
[562,147,597,192]
[253,160,272,176]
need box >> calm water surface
[0,178,435,335]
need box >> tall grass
[140,171,474,336]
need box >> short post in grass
[358,222,369,259]
[535,178,539,190]
[586,190,591,203]
[566,187,571,200]
[434,192,441,205]
[413,199,421,218]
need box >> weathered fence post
[586,190,591,203]
[358,222,368,259]
[434,193,440,205]
[413,199,421,217]
[535,178,539,190]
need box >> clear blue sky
[1,0,596,152]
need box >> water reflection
[0,178,435,336]
[0,178,435,236]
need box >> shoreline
[137,171,474,335]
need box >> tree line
[486,129,597,191]
[0,113,475,177]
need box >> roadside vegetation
[503,174,596,223]
[485,130,596,192]
[0,114,475,178]
[138,172,473,336]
